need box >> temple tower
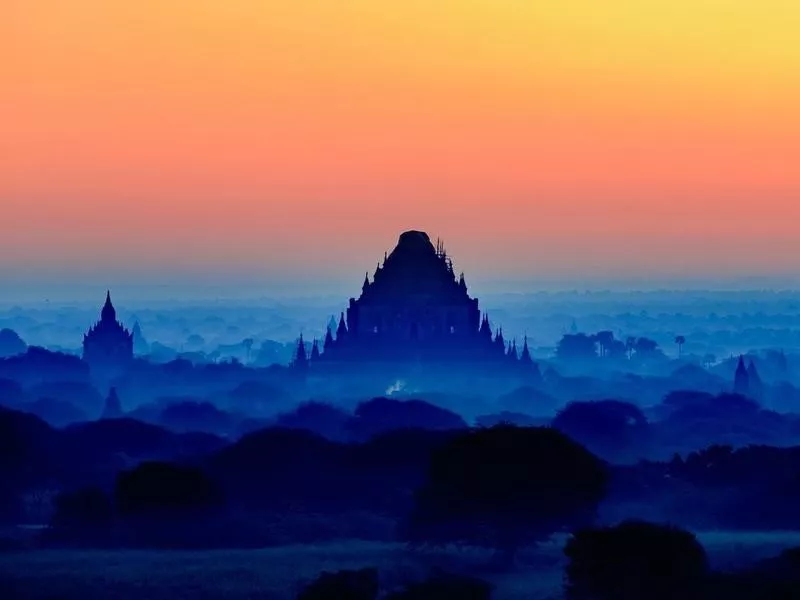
[82,291,134,375]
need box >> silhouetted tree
[556,334,598,362]
[564,520,709,600]
[625,337,636,360]
[297,568,379,600]
[593,331,616,358]
[115,461,224,518]
[633,337,660,358]
[386,572,493,599]
[404,425,608,564]
[242,338,254,363]
[674,335,686,358]
[274,401,351,441]
[49,487,113,544]
[349,397,467,441]
[0,329,27,358]
[552,400,649,461]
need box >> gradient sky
[3,1,800,297]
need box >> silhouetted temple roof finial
[101,290,117,323]
[336,312,348,339]
[294,333,308,368]
[521,335,533,363]
[734,354,749,395]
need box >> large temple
[83,291,134,373]
[296,230,538,375]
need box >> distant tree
[242,338,254,363]
[386,572,493,600]
[606,338,628,360]
[633,337,663,361]
[551,400,649,461]
[50,487,113,532]
[593,331,616,358]
[625,337,637,360]
[475,411,541,428]
[297,568,379,600]
[403,425,608,564]
[674,335,686,358]
[115,462,224,518]
[0,329,27,358]
[556,334,599,362]
[495,385,560,416]
[274,401,351,441]
[158,400,233,435]
[564,520,709,600]
[349,397,467,441]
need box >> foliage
[297,568,379,600]
[403,425,608,559]
[115,461,224,517]
[552,400,649,461]
[564,520,709,600]
[386,572,493,599]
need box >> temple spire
[336,312,348,340]
[363,271,370,291]
[294,333,308,370]
[508,339,518,360]
[324,326,334,351]
[310,338,320,361]
[734,354,749,395]
[520,335,533,363]
[480,314,492,340]
[101,290,117,323]
[494,328,505,350]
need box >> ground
[1,532,799,600]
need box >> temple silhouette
[296,230,539,376]
[733,354,763,401]
[82,291,134,374]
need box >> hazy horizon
[6,272,800,306]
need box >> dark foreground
[2,532,799,600]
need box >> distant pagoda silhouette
[83,291,134,373]
[295,230,538,375]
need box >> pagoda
[83,291,134,373]
[300,230,537,375]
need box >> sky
[3,1,800,299]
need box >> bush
[115,461,224,518]
[386,572,493,599]
[564,520,709,600]
[404,425,608,563]
[297,568,379,600]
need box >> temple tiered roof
[82,291,134,372]
[295,230,539,377]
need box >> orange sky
[3,0,800,292]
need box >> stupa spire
[294,333,308,369]
[101,290,116,322]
